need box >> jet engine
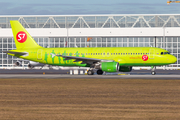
[95,62,119,72]
[14,61,22,66]
[28,61,45,69]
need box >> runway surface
[0,69,180,119]
[0,69,179,74]
[0,74,180,79]
[0,69,180,79]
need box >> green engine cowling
[101,62,119,72]
[119,66,132,72]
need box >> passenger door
[149,49,155,59]
[37,49,43,60]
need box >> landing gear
[151,66,156,75]
[87,69,104,75]
[87,70,94,75]
[97,70,104,75]
[151,71,156,75]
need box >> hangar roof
[0,14,180,28]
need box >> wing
[56,55,113,65]
[3,51,27,56]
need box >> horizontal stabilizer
[3,51,27,56]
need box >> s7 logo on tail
[16,31,27,43]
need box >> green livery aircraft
[3,21,177,75]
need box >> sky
[0,0,180,15]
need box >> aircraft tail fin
[10,20,42,49]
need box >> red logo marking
[142,55,148,61]
[16,31,27,43]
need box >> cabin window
[164,52,168,55]
[107,53,109,55]
[93,53,95,55]
[103,53,105,55]
[163,52,170,55]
